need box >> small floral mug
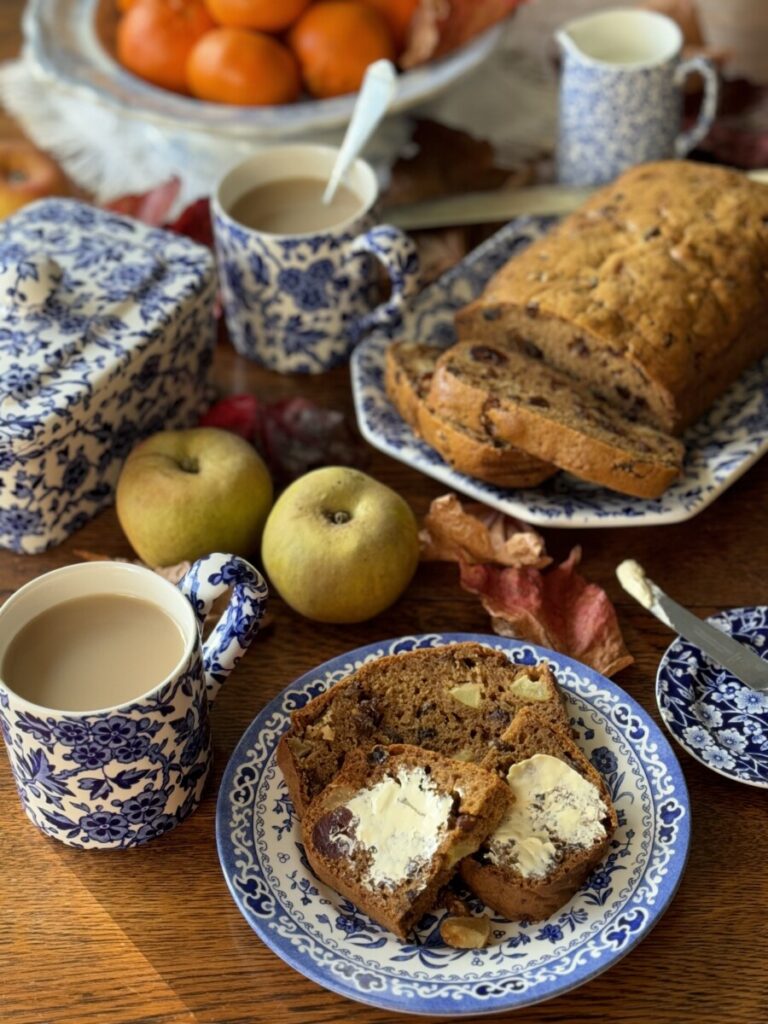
[212,144,420,374]
[0,554,267,848]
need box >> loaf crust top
[467,161,768,396]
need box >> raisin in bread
[427,340,684,498]
[304,743,509,940]
[461,707,617,921]
[385,340,555,487]
[455,161,768,434]
[277,642,569,818]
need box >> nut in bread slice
[303,743,509,940]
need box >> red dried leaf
[257,397,370,485]
[104,177,181,226]
[166,197,214,248]
[459,547,634,677]
[198,395,369,485]
[200,394,263,441]
[420,493,550,568]
[400,0,525,69]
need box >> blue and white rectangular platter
[351,216,768,528]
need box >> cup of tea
[0,553,267,848]
[555,7,720,185]
[212,143,420,374]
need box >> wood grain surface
[0,5,766,1023]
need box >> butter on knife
[616,560,768,693]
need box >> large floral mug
[0,553,267,848]
[213,144,420,374]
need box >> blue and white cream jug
[556,7,719,186]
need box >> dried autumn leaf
[420,494,550,569]
[104,177,181,226]
[400,0,525,69]
[459,547,634,678]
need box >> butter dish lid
[0,198,215,453]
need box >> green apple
[261,466,419,623]
[116,427,273,566]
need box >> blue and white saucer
[656,606,768,788]
[216,633,690,1016]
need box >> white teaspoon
[323,59,397,206]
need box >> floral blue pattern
[0,554,268,847]
[656,605,768,788]
[215,633,690,1015]
[350,215,768,528]
[0,198,216,554]
[212,202,419,374]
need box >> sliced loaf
[277,642,570,818]
[385,340,555,487]
[427,340,684,499]
[303,743,509,940]
[461,706,617,921]
[455,161,768,434]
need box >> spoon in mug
[323,59,398,206]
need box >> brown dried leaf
[401,0,525,69]
[459,547,634,678]
[420,494,551,569]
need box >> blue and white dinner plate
[350,216,768,529]
[216,633,690,1016]
[656,606,768,788]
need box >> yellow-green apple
[116,427,273,565]
[261,466,419,623]
[0,141,66,220]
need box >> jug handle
[674,56,719,157]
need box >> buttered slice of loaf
[385,340,555,487]
[461,707,618,921]
[277,642,569,818]
[428,340,684,499]
[303,743,509,940]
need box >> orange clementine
[117,0,215,94]
[289,1,396,99]
[361,0,418,50]
[187,28,301,105]
[203,0,312,32]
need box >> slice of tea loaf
[427,340,684,499]
[461,707,617,921]
[303,743,509,940]
[455,161,768,434]
[277,642,570,818]
[385,340,555,487]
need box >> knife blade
[386,170,768,232]
[616,560,768,692]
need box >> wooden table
[1,6,767,1024]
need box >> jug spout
[555,26,579,59]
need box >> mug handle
[674,56,719,157]
[178,553,268,704]
[345,224,420,343]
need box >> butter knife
[387,171,768,231]
[616,560,768,692]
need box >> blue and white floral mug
[0,553,267,848]
[556,8,720,186]
[213,144,420,374]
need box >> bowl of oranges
[25,0,521,137]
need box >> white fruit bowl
[24,0,506,139]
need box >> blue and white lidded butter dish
[0,199,217,554]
